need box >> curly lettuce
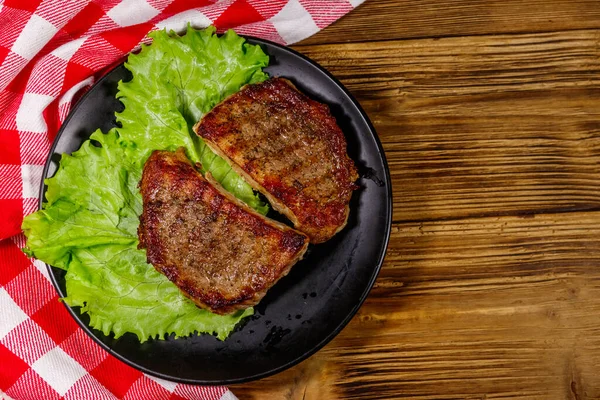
[22,26,269,341]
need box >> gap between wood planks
[296,27,600,48]
[231,22,600,400]
[292,29,600,225]
[296,0,600,46]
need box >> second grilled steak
[138,148,309,315]
[194,78,358,244]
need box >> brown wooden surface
[231,2,600,399]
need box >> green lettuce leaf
[23,129,138,270]
[65,245,252,341]
[22,27,268,341]
[116,26,269,213]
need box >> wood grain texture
[233,214,600,399]
[300,0,600,45]
[232,2,600,399]
[296,30,600,223]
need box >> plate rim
[38,35,393,385]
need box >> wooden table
[231,1,600,398]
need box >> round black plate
[41,37,392,384]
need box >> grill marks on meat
[194,78,358,244]
[138,148,309,315]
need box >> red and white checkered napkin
[0,1,364,399]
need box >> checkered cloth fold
[0,1,363,399]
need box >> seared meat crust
[138,148,309,315]
[194,78,358,244]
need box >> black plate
[40,37,392,384]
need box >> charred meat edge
[193,78,354,244]
[138,148,309,314]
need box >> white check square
[0,288,28,340]
[155,10,211,33]
[32,259,51,281]
[11,14,58,60]
[220,391,238,400]
[16,93,54,133]
[31,347,87,396]
[270,0,319,44]
[50,37,86,61]
[21,164,44,199]
[107,0,160,27]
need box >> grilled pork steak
[138,148,309,315]
[194,78,358,244]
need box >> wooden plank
[293,30,600,222]
[233,19,600,400]
[299,0,600,45]
[231,212,600,399]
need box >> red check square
[0,238,31,286]
[214,0,263,31]
[100,23,154,53]
[90,356,143,398]
[62,2,106,38]
[61,60,94,93]
[0,46,10,69]
[0,199,23,239]
[0,343,29,391]
[30,297,79,344]
[3,0,42,12]
[0,129,21,165]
